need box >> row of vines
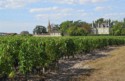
[0,36,125,80]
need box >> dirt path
[82,46,125,81]
[45,46,119,81]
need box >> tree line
[21,18,125,36]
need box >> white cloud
[0,0,108,9]
[95,6,112,11]
[30,7,74,13]
[47,0,107,4]
[29,6,87,20]
[92,0,107,3]
[33,7,88,21]
[30,7,59,13]
[79,0,107,4]
[36,12,88,21]
[0,0,40,9]
[103,13,125,20]
[36,13,71,20]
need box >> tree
[95,18,104,24]
[73,20,84,27]
[51,24,60,32]
[60,20,91,36]
[60,21,73,35]
[33,25,47,35]
[123,18,125,28]
[121,28,125,35]
[110,21,123,35]
[67,26,77,36]
[77,28,86,36]
[81,22,91,34]
[67,26,86,36]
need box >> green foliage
[60,20,91,36]
[0,36,125,78]
[33,25,47,35]
[67,27,86,36]
[60,21,73,35]
[110,22,123,35]
[95,18,104,24]
[51,24,60,31]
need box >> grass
[80,46,125,81]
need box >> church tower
[47,20,51,33]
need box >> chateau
[91,20,111,34]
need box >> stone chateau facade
[91,20,111,34]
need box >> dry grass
[81,46,125,81]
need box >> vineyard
[0,36,125,80]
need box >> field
[0,36,125,81]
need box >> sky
[0,0,125,33]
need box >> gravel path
[45,47,113,81]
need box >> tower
[92,21,94,28]
[48,20,51,33]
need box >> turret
[107,19,110,27]
[92,21,94,28]
[98,23,100,28]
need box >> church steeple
[48,20,51,33]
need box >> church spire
[48,20,51,33]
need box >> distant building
[47,20,52,34]
[50,30,61,36]
[0,32,6,36]
[47,21,61,36]
[91,20,111,34]
[0,32,17,36]
[34,21,61,37]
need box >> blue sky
[0,0,125,33]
